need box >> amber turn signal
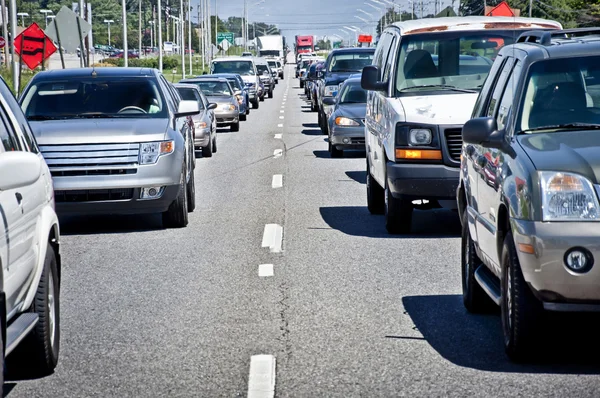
[396,149,442,160]
[518,243,535,254]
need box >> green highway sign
[217,32,234,45]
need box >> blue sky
[201,0,458,45]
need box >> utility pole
[214,0,217,57]
[180,0,184,77]
[198,3,203,71]
[529,0,533,17]
[158,0,163,71]
[188,0,192,75]
[9,0,16,92]
[138,0,142,58]
[1,0,7,66]
[122,0,128,66]
[207,0,211,62]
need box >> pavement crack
[276,281,292,362]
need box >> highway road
[6,63,600,397]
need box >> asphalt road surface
[6,63,600,397]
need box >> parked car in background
[255,57,275,99]
[0,75,61,382]
[267,59,280,84]
[360,16,562,234]
[175,83,218,157]
[20,68,200,227]
[323,76,367,157]
[185,77,241,132]
[317,47,374,134]
[210,57,262,108]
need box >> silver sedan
[175,83,218,157]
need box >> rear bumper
[386,161,459,200]
[215,110,239,125]
[330,127,366,150]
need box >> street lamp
[245,0,265,51]
[104,19,114,46]
[40,9,53,28]
[16,12,28,27]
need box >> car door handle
[15,192,23,204]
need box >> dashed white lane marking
[279,116,284,119]
[247,355,276,398]
[274,133,282,139]
[273,149,283,158]
[272,174,283,188]
[258,264,274,277]
[261,224,283,253]
[277,123,283,128]
[280,110,285,113]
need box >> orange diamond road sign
[14,23,57,70]
[486,1,517,17]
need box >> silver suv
[20,68,200,228]
[0,76,61,381]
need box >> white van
[361,16,561,234]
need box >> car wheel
[246,101,250,115]
[317,109,322,124]
[162,170,189,228]
[260,95,265,102]
[501,230,543,362]
[240,113,247,121]
[202,136,213,157]
[329,141,343,158]
[366,160,384,215]
[300,81,304,88]
[212,136,217,153]
[252,99,259,109]
[186,164,196,212]
[462,210,495,313]
[384,180,412,234]
[15,245,60,376]
[268,89,273,99]
[231,121,240,132]
[311,99,318,112]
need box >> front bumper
[215,110,239,125]
[386,161,459,200]
[330,126,366,150]
[512,220,600,308]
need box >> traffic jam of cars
[2,11,600,393]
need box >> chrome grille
[54,188,135,203]
[39,143,139,176]
[444,129,462,162]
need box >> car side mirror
[361,65,386,91]
[207,103,218,110]
[322,97,337,106]
[462,117,506,149]
[176,100,200,117]
[0,151,42,191]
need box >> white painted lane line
[274,133,282,139]
[280,110,285,113]
[281,105,285,108]
[258,264,274,277]
[247,355,276,398]
[279,116,284,119]
[277,123,283,128]
[261,224,283,253]
[273,149,283,158]
[272,174,283,188]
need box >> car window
[21,77,167,119]
[382,34,398,82]
[176,87,204,109]
[194,81,233,96]
[472,55,506,118]
[212,61,255,76]
[0,113,21,152]
[0,77,38,153]
[340,83,367,104]
[486,58,515,118]
[328,52,374,73]
[496,61,522,131]
[256,64,270,74]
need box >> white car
[0,77,61,381]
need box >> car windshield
[395,31,519,94]
[21,77,167,119]
[518,55,600,133]
[339,83,367,104]
[256,64,269,74]
[227,78,242,91]
[268,61,277,68]
[212,60,255,76]
[175,87,204,109]
[328,52,374,72]
[194,81,233,96]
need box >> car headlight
[195,121,207,129]
[335,117,359,126]
[245,82,256,88]
[139,141,174,165]
[539,171,600,221]
[409,128,432,146]
[220,104,236,111]
[324,85,338,97]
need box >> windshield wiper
[400,85,478,93]
[27,115,64,120]
[518,123,600,134]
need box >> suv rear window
[328,52,374,73]
[212,61,255,76]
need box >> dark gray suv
[458,28,600,361]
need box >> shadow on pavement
[313,150,331,158]
[402,294,600,374]
[303,123,319,128]
[3,383,16,396]
[302,129,322,136]
[319,206,461,238]
[345,170,366,184]
[59,214,164,235]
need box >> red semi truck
[295,35,314,61]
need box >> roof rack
[517,28,600,46]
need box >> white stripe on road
[272,174,283,188]
[258,264,274,277]
[261,224,283,253]
[277,124,283,128]
[273,149,283,158]
[274,134,282,139]
[280,110,285,113]
[247,355,276,398]
[279,116,284,119]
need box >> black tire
[231,121,240,132]
[240,113,247,121]
[212,136,217,153]
[300,81,304,88]
[268,89,273,99]
[162,171,189,228]
[311,99,318,112]
[366,160,384,214]
[317,109,322,125]
[186,164,196,212]
[501,231,543,362]
[384,180,413,234]
[16,245,60,376]
[329,141,343,158]
[252,99,259,109]
[246,101,250,115]
[462,210,495,313]
[202,138,213,158]
[259,93,265,102]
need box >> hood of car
[29,118,169,146]
[517,130,600,184]
[393,93,478,125]
[334,103,367,120]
